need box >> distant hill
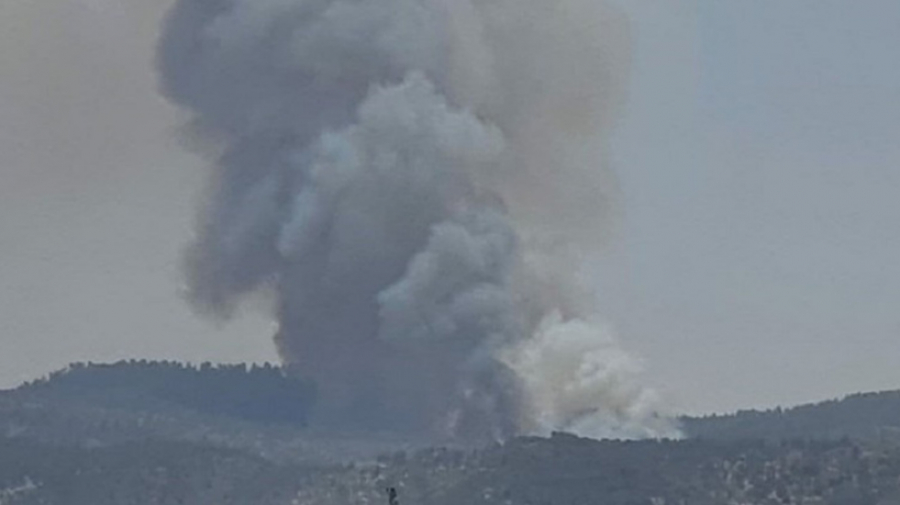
[682,390,900,442]
[0,437,305,505]
[6,432,900,505]
[4,361,900,504]
[6,362,900,449]
[12,360,316,426]
[0,361,435,463]
[296,433,900,505]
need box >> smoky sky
[1,0,898,419]
[156,0,675,440]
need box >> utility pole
[386,487,399,505]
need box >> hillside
[4,362,900,504]
[683,391,900,442]
[0,361,430,463]
[0,437,306,505]
[3,434,900,505]
[295,433,900,505]
[12,360,315,426]
[6,362,900,450]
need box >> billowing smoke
[157,0,678,440]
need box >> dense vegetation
[683,391,900,442]
[3,434,900,505]
[0,437,305,505]
[0,361,426,463]
[295,434,900,505]
[18,360,316,426]
[3,361,900,505]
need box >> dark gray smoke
[157,0,678,440]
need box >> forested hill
[5,361,900,446]
[0,361,424,463]
[8,360,316,426]
[3,362,900,504]
[683,390,900,442]
[294,433,900,505]
[4,432,900,505]
[0,437,303,505]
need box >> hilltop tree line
[683,390,900,443]
[18,360,317,426]
[2,361,900,504]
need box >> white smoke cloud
[158,0,679,440]
[501,312,677,439]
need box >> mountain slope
[1,361,428,463]
[3,362,900,504]
[682,390,900,442]
[293,433,900,505]
[0,437,305,505]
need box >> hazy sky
[1,0,897,415]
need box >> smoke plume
[157,0,678,440]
